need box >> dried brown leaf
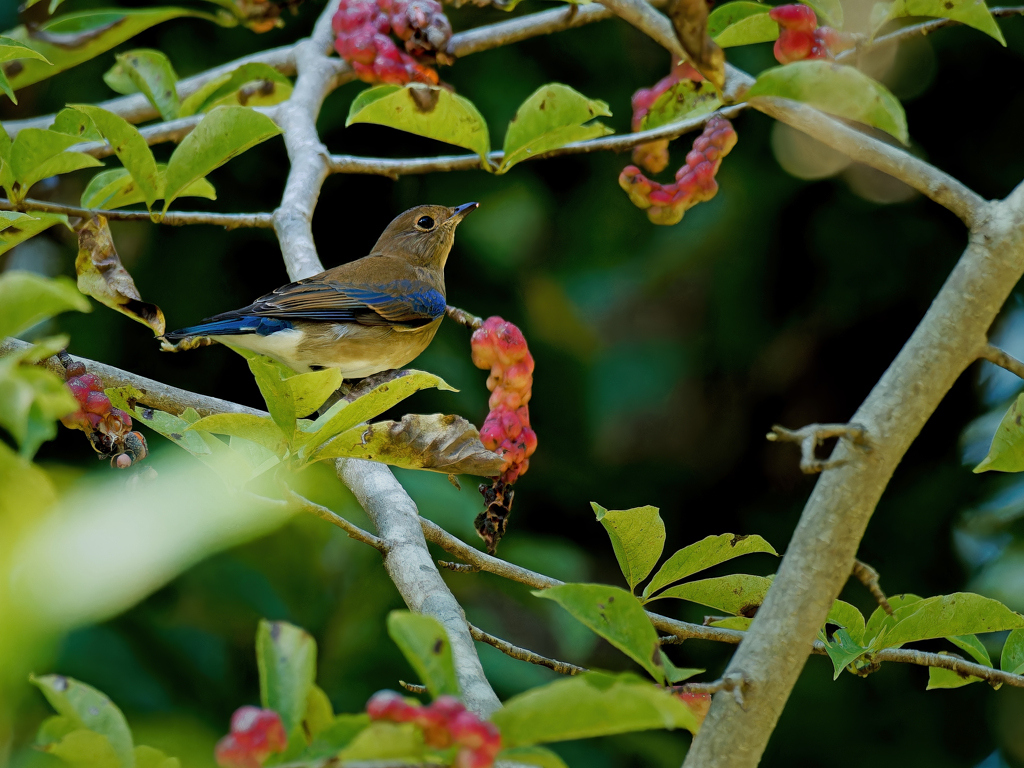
[75,215,165,335]
[314,412,505,477]
[667,0,726,90]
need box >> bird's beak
[449,202,479,224]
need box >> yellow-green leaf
[31,675,134,768]
[640,79,722,130]
[747,61,908,144]
[591,502,665,591]
[104,49,181,121]
[80,166,216,210]
[707,3,779,46]
[10,128,103,194]
[974,392,1024,472]
[178,63,292,117]
[0,270,89,338]
[346,84,490,164]
[186,412,287,456]
[0,36,50,104]
[646,574,773,616]
[70,105,161,209]
[642,534,777,600]
[386,611,460,697]
[871,0,1004,44]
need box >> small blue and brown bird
[161,202,477,377]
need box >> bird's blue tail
[164,316,293,341]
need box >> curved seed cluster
[60,359,148,469]
[367,691,502,767]
[770,4,855,63]
[215,707,288,768]
[619,115,738,225]
[332,0,450,84]
[471,316,537,485]
[630,60,706,175]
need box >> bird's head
[370,202,478,270]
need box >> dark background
[4,0,1024,764]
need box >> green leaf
[869,593,1024,651]
[256,620,318,736]
[926,652,985,690]
[133,745,181,768]
[863,593,922,647]
[36,715,78,747]
[303,685,334,738]
[974,393,1024,472]
[491,672,700,747]
[346,84,490,164]
[871,0,1004,44]
[707,3,779,46]
[105,50,181,121]
[162,106,282,213]
[185,413,288,456]
[0,210,39,233]
[949,633,992,666]
[10,128,103,194]
[246,355,341,439]
[0,344,78,457]
[747,61,908,144]
[310,413,505,476]
[337,721,424,763]
[42,729,122,768]
[386,611,460,697]
[4,9,218,92]
[804,0,844,27]
[642,534,777,600]
[1001,628,1024,674]
[51,108,104,142]
[591,502,665,591]
[826,599,866,645]
[534,583,667,683]
[0,36,50,104]
[296,370,455,454]
[178,63,293,117]
[819,627,867,679]
[708,616,752,630]
[0,271,90,338]
[70,105,161,209]
[496,746,571,768]
[499,84,613,173]
[640,79,722,131]
[659,654,703,684]
[646,574,773,616]
[80,166,216,210]
[302,714,370,761]
[0,212,68,255]
[31,675,134,768]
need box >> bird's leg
[158,336,216,353]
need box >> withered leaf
[314,413,505,477]
[667,0,726,90]
[75,215,165,335]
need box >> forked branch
[766,422,869,474]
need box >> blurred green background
[4,0,1024,764]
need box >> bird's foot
[159,335,215,353]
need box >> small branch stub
[851,558,893,615]
[672,671,749,709]
[767,422,869,474]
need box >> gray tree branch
[0,198,274,229]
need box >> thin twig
[767,422,869,474]
[851,559,893,615]
[445,305,483,330]
[399,681,428,694]
[468,623,587,675]
[285,488,387,552]
[980,343,1024,380]
[0,198,274,229]
[438,560,480,573]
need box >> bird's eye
[416,216,435,230]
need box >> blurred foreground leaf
[386,611,460,697]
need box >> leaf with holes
[870,0,1003,43]
[387,611,460,697]
[104,49,180,121]
[347,84,490,164]
[162,106,281,213]
[534,583,667,683]
[827,599,866,644]
[643,534,777,600]
[640,79,722,130]
[591,502,665,591]
[499,84,613,173]
[70,105,161,209]
[747,61,908,144]
[707,2,779,46]
[646,574,773,617]
[310,413,505,476]
[178,63,293,117]
[492,672,700,746]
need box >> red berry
[215,707,287,768]
[83,391,112,415]
[769,3,817,32]
[429,695,467,720]
[774,30,815,63]
[215,734,259,768]
[676,691,712,725]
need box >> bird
[161,202,478,377]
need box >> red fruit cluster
[769,4,854,64]
[619,115,738,226]
[332,0,450,85]
[471,317,537,485]
[629,60,706,175]
[676,691,712,726]
[59,358,148,469]
[366,692,501,767]
[215,707,288,768]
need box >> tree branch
[850,558,893,615]
[980,343,1024,380]
[468,623,587,675]
[0,198,274,229]
[766,422,869,474]
[749,96,989,227]
[284,488,386,551]
[684,180,1024,767]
